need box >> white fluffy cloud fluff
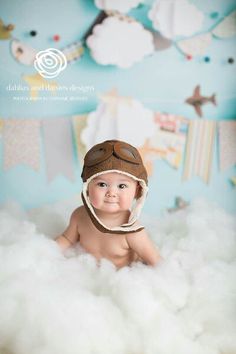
[95,0,143,13]
[81,92,156,150]
[149,0,204,39]
[0,198,236,354]
[86,16,154,68]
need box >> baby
[56,140,161,268]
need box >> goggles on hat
[84,141,142,167]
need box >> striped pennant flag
[218,120,236,171]
[183,120,216,183]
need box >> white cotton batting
[0,198,235,354]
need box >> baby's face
[88,172,138,213]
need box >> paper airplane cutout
[167,197,189,213]
[185,85,217,117]
[230,176,236,186]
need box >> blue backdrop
[0,0,235,215]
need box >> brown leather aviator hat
[81,140,148,234]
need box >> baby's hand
[55,208,80,250]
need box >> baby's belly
[80,240,139,268]
[103,252,139,269]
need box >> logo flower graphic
[34,48,67,78]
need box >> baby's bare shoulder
[125,227,149,244]
[70,206,86,221]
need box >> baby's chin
[94,203,128,213]
[100,203,121,212]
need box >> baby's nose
[106,186,117,197]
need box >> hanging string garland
[1,4,235,69]
[81,11,108,42]
[1,58,235,106]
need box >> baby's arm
[126,229,162,266]
[55,208,80,250]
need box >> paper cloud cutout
[95,0,143,13]
[81,90,155,150]
[86,16,154,68]
[149,0,204,39]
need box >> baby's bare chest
[78,218,130,259]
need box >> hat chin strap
[81,170,148,235]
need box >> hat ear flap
[135,183,142,199]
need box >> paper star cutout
[0,19,14,40]
[22,73,58,99]
[99,89,132,115]
[138,139,165,176]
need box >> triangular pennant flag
[218,120,236,171]
[42,117,74,182]
[177,33,212,56]
[212,10,236,38]
[3,119,41,170]
[183,120,216,183]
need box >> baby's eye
[97,182,107,187]
[118,183,127,189]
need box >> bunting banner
[176,10,236,57]
[72,114,88,163]
[3,119,41,171]
[10,39,84,66]
[42,118,74,182]
[183,120,216,183]
[0,115,235,184]
[218,120,236,171]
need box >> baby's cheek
[120,194,134,208]
[88,191,100,208]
